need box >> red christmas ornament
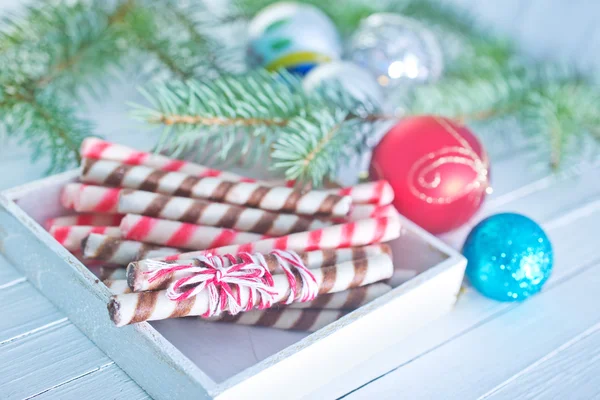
[369,115,490,234]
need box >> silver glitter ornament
[348,13,444,89]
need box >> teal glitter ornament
[463,213,553,302]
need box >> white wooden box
[0,170,466,399]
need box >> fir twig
[133,71,387,183]
[0,0,136,170]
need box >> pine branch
[123,1,233,80]
[0,0,135,170]
[0,87,89,173]
[3,1,134,95]
[133,70,387,183]
[271,109,380,186]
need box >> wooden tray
[0,169,466,399]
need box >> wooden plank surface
[0,254,25,289]
[0,322,114,399]
[347,259,600,399]
[0,281,65,344]
[485,322,600,400]
[0,256,146,399]
[33,364,150,400]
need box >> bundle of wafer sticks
[46,138,415,331]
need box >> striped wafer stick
[109,254,393,326]
[120,214,266,250]
[340,204,398,222]
[82,234,182,266]
[330,180,394,206]
[212,309,346,332]
[107,280,390,311]
[61,183,121,214]
[45,213,123,229]
[72,253,108,268]
[288,283,391,310]
[81,159,352,217]
[81,137,250,182]
[118,190,329,236]
[50,225,121,252]
[99,267,127,280]
[128,244,392,292]
[104,279,132,294]
[161,216,401,261]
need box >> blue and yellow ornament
[248,2,342,75]
[463,213,553,302]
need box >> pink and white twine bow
[143,250,318,318]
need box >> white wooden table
[2,1,600,398]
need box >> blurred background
[1,0,599,190]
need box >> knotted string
[142,250,318,318]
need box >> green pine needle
[132,70,385,184]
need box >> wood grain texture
[0,253,25,288]
[347,260,600,399]
[0,281,64,344]
[32,363,150,400]
[485,322,600,400]
[0,321,113,400]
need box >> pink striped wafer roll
[212,308,346,332]
[333,204,398,222]
[118,190,329,236]
[45,213,123,229]
[61,183,121,214]
[49,225,121,252]
[331,180,394,206]
[120,214,266,250]
[161,215,401,261]
[109,253,393,326]
[129,244,392,292]
[81,159,352,217]
[82,233,182,266]
[81,137,251,182]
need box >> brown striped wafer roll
[331,180,395,206]
[81,137,250,182]
[82,233,182,266]
[119,214,266,250]
[45,213,123,229]
[109,279,391,310]
[118,189,329,236]
[72,253,108,268]
[109,254,393,326]
[300,243,392,268]
[50,225,121,252]
[212,309,346,332]
[161,215,401,261]
[128,244,392,292]
[104,279,132,294]
[99,267,127,281]
[81,159,351,217]
[288,283,391,310]
[61,183,122,214]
